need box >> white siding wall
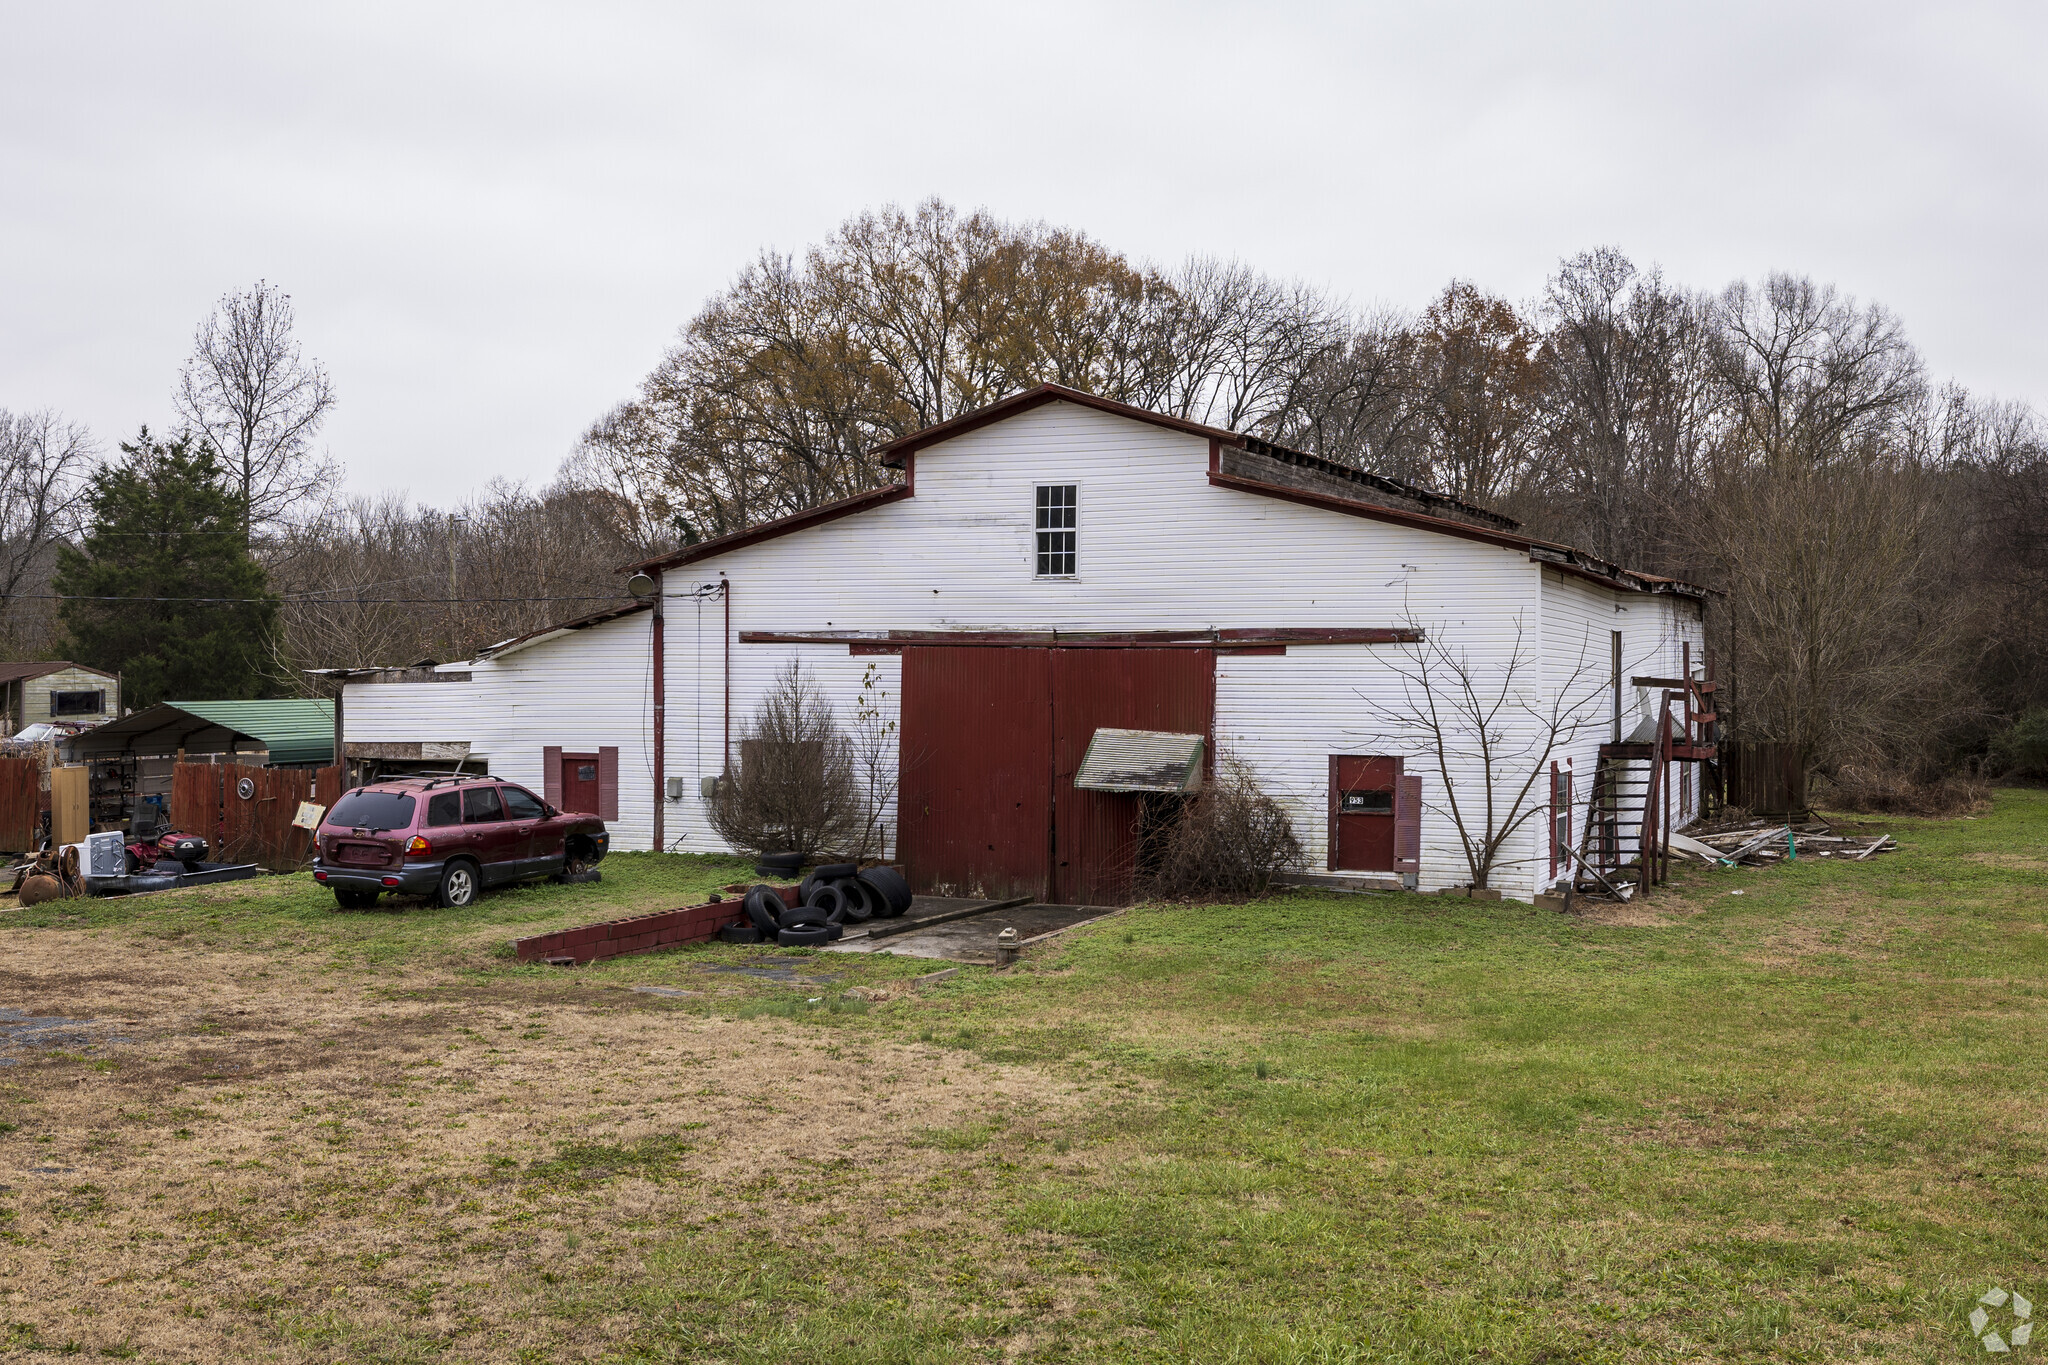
[343,681,489,754]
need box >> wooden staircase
[1578,644,1719,892]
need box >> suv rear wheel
[437,860,479,908]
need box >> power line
[4,593,639,605]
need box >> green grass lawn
[3,792,2044,1361]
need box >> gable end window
[1034,484,1077,577]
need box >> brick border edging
[509,884,797,964]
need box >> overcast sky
[3,1,2042,506]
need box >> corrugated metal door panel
[1051,649,1215,905]
[898,647,1051,901]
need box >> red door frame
[1327,754,1404,872]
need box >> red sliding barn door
[897,647,1054,901]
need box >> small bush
[1138,755,1303,899]
[1818,765,1991,817]
[1988,711,2048,780]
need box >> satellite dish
[626,573,656,598]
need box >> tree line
[4,201,2043,787]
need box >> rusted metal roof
[1073,729,1205,793]
[0,660,116,686]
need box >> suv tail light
[406,836,432,855]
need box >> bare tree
[1358,617,1614,890]
[0,409,97,655]
[708,661,864,859]
[175,281,338,538]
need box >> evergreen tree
[56,428,278,708]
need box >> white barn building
[341,386,1710,903]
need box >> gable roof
[872,383,1241,465]
[618,384,1707,598]
[0,660,117,686]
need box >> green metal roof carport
[67,699,335,766]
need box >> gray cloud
[3,0,2041,505]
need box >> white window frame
[1033,482,1079,579]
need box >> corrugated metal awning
[1073,729,1204,793]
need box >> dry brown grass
[0,932,1085,1361]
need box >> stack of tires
[738,864,913,946]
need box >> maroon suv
[313,776,610,909]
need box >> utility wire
[5,593,640,605]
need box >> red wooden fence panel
[0,757,41,853]
[172,763,345,872]
[171,765,222,843]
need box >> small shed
[0,661,121,733]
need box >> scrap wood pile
[723,859,914,946]
[1671,820,1896,868]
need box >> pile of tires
[738,864,913,946]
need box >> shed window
[1034,484,1076,577]
[51,690,104,716]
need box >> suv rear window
[329,791,416,831]
[426,792,462,827]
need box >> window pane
[426,792,462,827]
[501,786,545,820]
[462,787,504,823]
[329,791,416,830]
[1034,485,1076,575]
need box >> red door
[898,648,1054,901]
[1331,756,1401,872]
[559,753,600,815]
[1051,649,1215,905]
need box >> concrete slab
[830,902,1117,963]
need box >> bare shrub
[707,662,863,859]
[1138,756,1303,900]
[1817,765,1991,818]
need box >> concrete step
[1270,871,1409,895]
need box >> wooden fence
[1719,742,1807,816]
[0,757,40,853]
[170,763,345,872]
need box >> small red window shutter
[1394,774,1422,873]
[1549,762,1561,880]
[598,746,619,821]
[1392,769,1425,875]
[543,746,562,809]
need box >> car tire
[436,860,480,909]
[333,887,379,910]
[776,925,832,946]
[780,903,830,929]
[834,878,876,922]
[804,883,848,924]
[743,886,785,935]
[857,866,913,917]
